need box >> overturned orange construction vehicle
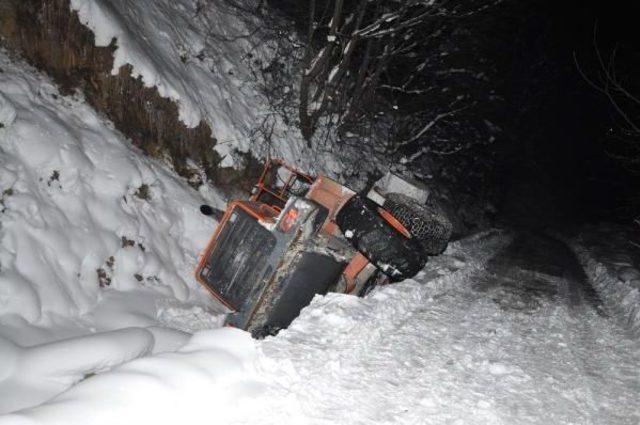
[195,159,452,337]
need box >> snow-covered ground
[0,49,226,412]
[3,218,639,424]
[569,224,640,335]
[0,218,509,424]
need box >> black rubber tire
[336,195,427,281]
[383,193,452,256]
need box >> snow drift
[0,49,225,411]
[0,49,219,322]
[0,328,264,425]
[1,232,514,425]
[0,328,154,413]
[569,225,640,335]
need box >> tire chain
[383,193,452,255]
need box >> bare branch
[574,27,640,134]
[398,106,468,148]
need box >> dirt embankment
[0,0,258,191]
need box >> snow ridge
[0,328,154,413]
[570,239,640,335]
[0,328,261,425]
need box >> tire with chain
[336,195,427,281]
[383,193,452,255]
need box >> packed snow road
[469,233,640,424]
[253,232,640,425]
[3,230,638,425]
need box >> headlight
[279,207,299,232]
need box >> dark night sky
[496,0,640,226]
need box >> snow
[2,4,640,420]
[0,231,510,424]
[0,328,262,425]
[0,49,226,412]
[67,0,314,170]
[0,328,154,413]
[569,224,640,335]
[327,65,340,84]
[8,228,638,425]
[1,112,639,423]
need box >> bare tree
[202,0,503,187]
[575,27,640,174]
[298,0,501,144]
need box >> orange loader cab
[195,159,420,337]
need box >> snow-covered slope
[67,0,321,171]
[0,49,225,412]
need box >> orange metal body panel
[250,159,353,228]
[342,252,370,294]
[307,175,356,235]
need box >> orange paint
[342,252,370,294]
[378,207,411,239]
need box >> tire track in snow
[554,272,640,425]
[537,234,640,424]
[475,234,640,425]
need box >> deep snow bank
[0,328,155,413]
[0,49,227,411]
[569,224,640,335]
[1,328,262,425]
[0,231,511,425]
[0,49,220,323]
